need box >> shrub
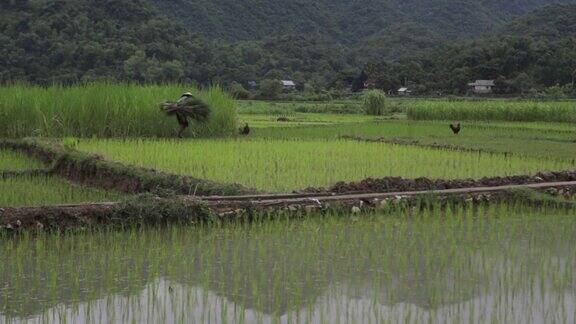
[363,90,387,115]
[228,82,250,99]
[259,79,282,99]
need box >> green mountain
[360,4,576,94]
[1,0,576,92]
[0,0,208,83]
[150,0,575,42]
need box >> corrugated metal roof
[281,80,295,86]
[470,80,495,86]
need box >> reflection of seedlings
[1,204,574,323]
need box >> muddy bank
[3,182,575,232]
[0,138,257,196]
[339,135,483,153]
[303,171,576,194]
[0,169,52,179]
[0,197,214,232]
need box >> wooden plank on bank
[199,181,576,204]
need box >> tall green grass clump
[363,90,387,115]
[0,83,237,138]
[406,100,576,122]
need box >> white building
[397,87,412,96]
[468,80,495,94]
[280,80,296,91]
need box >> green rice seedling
[236,100,364,115]
[0,204,574,322]
[77,138,575,192]
[0,175,122,207]
[406,99,576,122]
[239,113,376,128]
[253,120,576,161]
[0,83,237,138]
[0,150,44,171]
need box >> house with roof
[468,80,495,94]
[247,81,257,91]
[397,87,412,96]
[280,80,296,91]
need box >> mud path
[2,180,575,231]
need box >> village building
[247,81,257,91]
[468,80,495,94]
[280,80,296,91]
[397,87,412,96]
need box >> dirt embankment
[0,138,257,196]
[303,171,576,194]
[0,197,214,232]
[3,182,575,232]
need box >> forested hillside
[1,0,576,95]
[0,0,210,83]
[150,0,575,42]
[0,0,347,85]
[358,4,576,94]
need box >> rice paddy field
[78,138,574,192]
[253,120,576,160]
[0,176,122,207]
[1,204,574,323]
[2,87,576,323]
[0,150,44,171]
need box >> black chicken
[161,93,210,138]
[239,123,250,135]
[449,123,461,135]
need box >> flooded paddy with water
[1,203,574,323]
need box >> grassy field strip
[471,121,576,133]
[239,113,379,128]
[237,100,363,115]
[0,150,44,171]
[0,176,122,207]
[0,84,236,138]
[77,139,574,192]
[253,121,576,160]
[406,100,576,122]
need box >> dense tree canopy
[358,4,576,94]
[1,0,576,94]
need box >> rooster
[449,123,461,135]
[160,93,210,138]
[239,123,250,135]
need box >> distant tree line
[2,0,576,97]
[357,37,576,96]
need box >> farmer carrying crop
[160,92,210,138]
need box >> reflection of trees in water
[1,206,575,319]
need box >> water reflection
[5,279,574,323]
[1,205,575,323]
